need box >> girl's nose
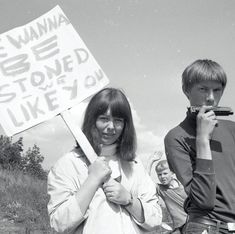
[106,120,115,130]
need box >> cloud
[130,107,166,169]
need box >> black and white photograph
[0,1,235,233]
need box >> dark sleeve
[164,132,216,210]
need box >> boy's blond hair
[182,59,227,94]
[155,160,169,172]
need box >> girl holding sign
[47,87,162,234]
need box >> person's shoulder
[220,119,235,128]
[165,125,181,137]
[164,123,183,143]
[50,148,86,172]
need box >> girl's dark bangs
[109,100,128,119]
[95,100,109,116]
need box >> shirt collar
[186,108,197,128]
[100,144,117,157]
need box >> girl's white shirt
[99,144,121,179]
[47,146,162,234]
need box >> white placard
[0,5,109,136]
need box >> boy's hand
[196,106,218,140]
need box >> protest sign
[0,5,109,137]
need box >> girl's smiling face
[96,107,124,146]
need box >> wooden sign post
[60,110,97,163]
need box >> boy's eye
[214,88,222,92]
[199,87,206,91]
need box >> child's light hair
[155,160,169,172]
[182,59,227,94]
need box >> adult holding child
[47,87,162,234]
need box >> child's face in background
[157,168,174,185]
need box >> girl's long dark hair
[77,87,136,161]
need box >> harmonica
[189,106,234,116]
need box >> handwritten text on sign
[0,6,109,136]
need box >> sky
[0,0,235,172]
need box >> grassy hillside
[0,168,52,232]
